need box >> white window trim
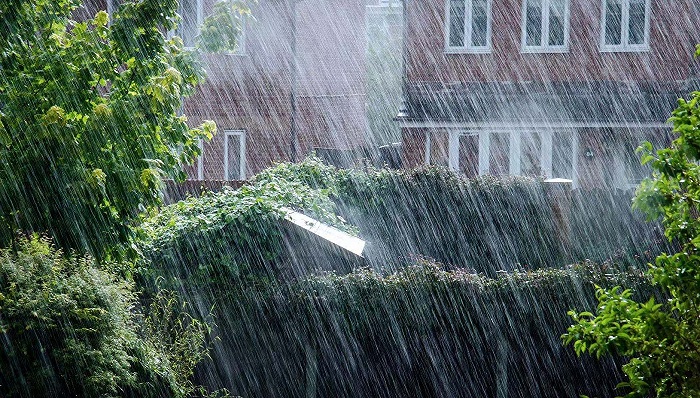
[444,0,493,54]
[107,0,117,17]
[520,0,570,53]
[197,138,204,180]
[599,0,651,52]
[443,130,578,185]
[224,17,248,56]
[167,0,204,50]
[224,130,246,180]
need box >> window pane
[552,132,573,179]
[628,0,646,45]
[458,134,479,177]
[525,0,543,46]
[548,0,566,46]
[489,133,510,176]
[177,0,198,47]
[448,0,466,47]
[227,135,241,180]
[520,132,541,176]
[471,0,488,47]
[604,0,622,45]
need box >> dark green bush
[255,158,562,273]
[254,157,672,272]
[189,258,656,397]
[137,175,354,289]
[0,235,203,397]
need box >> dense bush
[137,175,354,288]
[253,157,671,272]
[189,258,656,397]
[0,236,208,397]
[254,159,562,273]
[569,189,671,264]
[565,62,700,397]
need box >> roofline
[396,120,671,129]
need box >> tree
[563,45,700,397]
[0,0,215,257]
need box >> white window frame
[107,0,118,17]
[167,0,204,50]
[442,130,578,184]
[227,17,247,56]
[520,0,570,53]
[600,0,651,52]
[197,138,204,180]
[444,0,493,54]
[224,130,246,180]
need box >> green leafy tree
[197,0,250,54]
[563,45,700,397]
[0,0,215,257]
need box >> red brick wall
[185,0,367,179]
[85,0,368,180]
[406,0,700,84]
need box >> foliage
[184,258,654,396]
[256,158,564,272]
[254,157,671,272]
[137,172,354,288]
[563,46,700,398]
[0,235,209,397]
[197,0,251,54]
[0,0,215,258]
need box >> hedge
[253,158,670,273]
[188,259,658,397]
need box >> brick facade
[88,0,368,180]
[398,0,700,189]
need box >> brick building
[88,0,368,180]
[397,0,700,189]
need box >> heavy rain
[0,0,699,397]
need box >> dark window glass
[489,133,510,176]
[628,0,646,45]
[448,0,466,47]
[520,132,541,176]
[552,132,573,179]
[548,0,566,46]
[604,0,623,45]
[471,0,488,47]
[525,0,543,46]
[227,134,242,180]
[459,134,479,177]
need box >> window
[224,130,246,180]
[445,0,492,53]
[521,0,569,52]
[448,130,577,180]
[107,0,121,19]
[175,0,203,49]
[197,139,204,180]
[601,0,650,51]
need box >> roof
[401,80,691,125]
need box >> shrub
[0,235,205,397]
[564,53,700,397]
[255,157,671,272]
[188,258,656,397]
[137,174,354,289]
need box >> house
[86,0,368,180]
[396,0,700,189]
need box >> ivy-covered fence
[188,261,654,397]
[251,158,669,273]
